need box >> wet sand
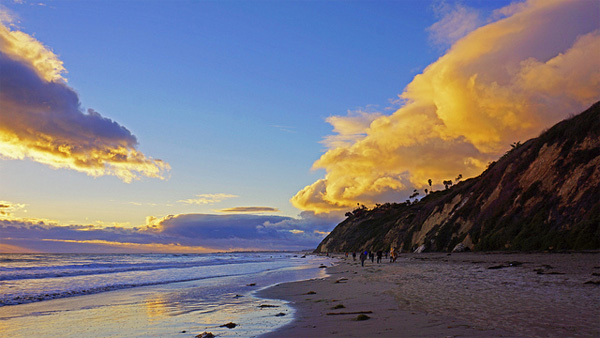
[258,252,600,338]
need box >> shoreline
[257,252,600,338]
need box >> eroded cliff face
[316,102,600,253]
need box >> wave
[0,270,253,307]
[0,255,269,281]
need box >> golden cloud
[177,193,239,205]
[0,19,169,182]
[216,206,280,213]
[292,0,600,213]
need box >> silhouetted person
[369,251,375,263]
[352,252,356,261]
[360,252,367,267]
[376,251,383,264]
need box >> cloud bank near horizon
[292,0,600,213]
[0,211,341,253]
[0,17,169,182]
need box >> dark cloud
[0,22,168,182]
[216,207,280,213]
[0,212,343,252]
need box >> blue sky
[1,0,598,252]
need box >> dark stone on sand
[319,265,327,268]
[246,283,256,286]
[196,332,215,338]
[592,272,600,276]
[331,304,345,309]
[355,314,371,321]
[259,304,279,308]
[584,280,600,285]
[275,312,286,316]
[305,291,316,295]
[220,322,237,329]
[181,331,186,333]
[488,265,505,269]
[507,261,523,267]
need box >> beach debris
[259,304,279,308]
[331,304,345,309]
[233,294,243,298]
[275,312,287,316]
[334,277,348,283]
[195,332,215,338]
[326,311,373,316]
[584,280,600,285]
[305,291,316,295]
[220,322,237,329]
[246,283,256,286]
[355,314,371,321]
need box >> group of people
[348,248,398,267]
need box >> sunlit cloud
[292,0,600,213]
[0,200,26,218]
[428,1,482,47]
[0,15,169,182]
[216,206,280,213]
[178,193,238,205]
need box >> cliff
[316,102,600,253]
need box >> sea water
[0,252,333,337]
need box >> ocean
[0,252,334,337]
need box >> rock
[246,283,256,286]
[195,332,215,338]
[414,244,426,253]
[220,322,237,329]
[488,265,506,269]
[275,312,286,316]
[584,280,600,285]
[355,314,370,321]
[319,265,327,268]
[452,243,467,252]
[305,291,316,295]
[259,304,279,308]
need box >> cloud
[0,17,169,182]
[428,1,482,47]
[0,200,25,218]
[0,211,342,252]
[216,206,280,213]
[178,193,238,205]
[292,0,600,213]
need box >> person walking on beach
[390,247,395,263]
[376,251,383,264]
[360,252,367,267]
[369,251,375,263]
[352,252,356,261]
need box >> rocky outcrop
[315,102,600,253]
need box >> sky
[1,0,599,253]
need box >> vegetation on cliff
[316,102,600,253]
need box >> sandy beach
[258,252,600,338]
